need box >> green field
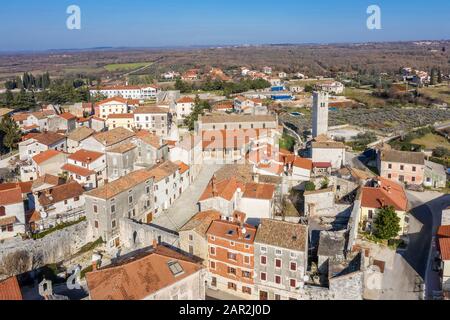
[344,88,387,107]
[411,133,450,150]
[104,62,152,72]
[419,85,450,105]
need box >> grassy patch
[344,88,387,108]
[104,62,152,72]
[411,133,450,150]
[279,134,296,151]
[419,85,450,105]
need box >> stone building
[312,91,329,138]
[84,169,155,247]
[86,245,206,300]
[254,219,308,300]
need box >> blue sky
[0,0,449,51]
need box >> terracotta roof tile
[242,183,275,200]
[61,163,95,177]
[38,181,84,206]
[108,142,137,154]
[134,106,168,114]
[135,130,164,149]
[0,276,23,300]
[0,187,23,206]
[59,112,77,120]
[69,149,104,163]
[206,219,256,244]
[293,157,313,170]
[361,178,408,212]
[180,210,221,236]
[439,237,450,261]
[33,132,66,146]
[94,127,135,147]
[86,246,203,300]
[380,150,425,165]
[68,127,95,142]
[32,150,63,165]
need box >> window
[228,267,237,275]
[412,166,416,172]
[260,246,267,253]
[242,286,252,295]
[230,241,235,247]
[244,256,250,265]
[210,261,216,270]
[129,195,133,204]
[275,294,281,300]
[290,279,296,288]
[275,275,281,284]
[260,256,267,265]
[111,205,116,213]
[275,259,282,268]
[228,282,237,291]
[228,252,237,261]
[388,164,392,169]
[400,165,404,171]
[111,220,116,229]
[189,234,194,241]
[290,252,297,259]
[368,210,374,219]
[245,244,250,249]
[64,200,68,205]
[74,196,79,202]
[242,271,251,278]
[412,177,416,182]
[210,246,216,255]
[260,272,267,281]
[388,174,392,179]
[290,262,297,271]
[94,221,98,228]
[168,261,184,277]
[93,205,98,213]
[275,249,282,256]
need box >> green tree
[373,206,401,240]
[305,182,316,192]
[4,90,14,106]
[0,115,21,151]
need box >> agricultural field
[419,84,450,105]
[343,88,387,108]
[104,62,152,72]
[411,133,450,150]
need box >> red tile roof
[68,149,104,164]
[59,112,77,120]
[361,177,408,212]
[437,225,450,238]
[86,246,203,300]
[206,219,257,244]
[0,276,23,300]
[199,176,243,202]
[242,183,275,200]
[38,181,84,206]
[61,163,95,177]
[293,157,313,170]
[313,162,332,169]
[177,96,195,104]
[0,187,25,206]
[32,150,62,165]
[175,161,190,175]
[107,113,134,119]
[439,237,450,261]
[96,97,129,105]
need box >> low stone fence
[0,221,92,280]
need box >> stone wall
[119,219,180,251]
[0,221,92,279]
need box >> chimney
[211,174,218,197]
[252,173,259,184]
[152,238,158,249]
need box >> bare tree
[0,250,31,277]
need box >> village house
[13,110,55,132]
[254,219,308,300]
[290,157,313,183]
[181,69,199,81]
[33,181,85,231]
[317,230,347,274]
[238,183,276,223]
[81,127,136,154]
[30,174,65,194]
[84,169,155,246]
[47,112,77,133]
[134,106,170,137]
[90,85,159,101]
[179,210,222,265]
[0,276,23,300]
[19,131,67,161]
[76,117,91,129]
[147,161,183,217]
[377,148,425,186]
[233,96,264,114]
[175,96,195,122]
[31,149,67,179]
[359,177,409,236]
[86,245,206,300]
[169,133,203,181]
[95,97,130,119]
[106,113,135,130]
[424,160,447,189]
[67,127,95,153]
[316,81,345,95]
[90,116,106,132]
[263,66,272,75]
[134,130,169,167]
[106,143,137,182]
[206,212,257,299]
[311,136,346,170]
[437,226,450,297]
[0,186,26,240]
[61,149,107,190]
[212,100,234,113]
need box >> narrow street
[152,163,223,231]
